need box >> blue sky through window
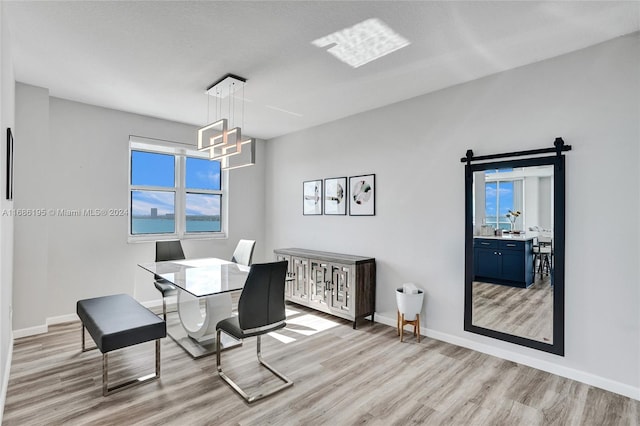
[131,151,174,187]
[485,178,514,228]
[186,157,221,190]
[131,190,175,217]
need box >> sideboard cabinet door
[329,264,353,316]
[276,253,293,298]
[309,260,330,307]
[291,256,309,303]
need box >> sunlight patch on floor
[285,307,301,317]
[285,314,340,336]
[268,332,297,344]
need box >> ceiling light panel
[312,18,410,68]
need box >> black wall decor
[6,128,13,200]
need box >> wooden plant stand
[397,310,420,342]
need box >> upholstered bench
[76,293,166,396]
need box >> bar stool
[534,236,553,277]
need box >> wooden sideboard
[274,248,376,329]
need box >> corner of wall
[0,1,16,421]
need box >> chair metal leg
[216,330,293,403]
[102,339,161,396]
[162,297,167,321]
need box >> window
[129,137,225,240]
[485,180,514,230]
[185,157,221,233]
[484,168,522,231]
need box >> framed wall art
[303,179,322,215]
[324,177,347,215]
[6,128,13,200]
[349,174,375,216]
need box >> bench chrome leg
[102,339,161,396]
[216,330,293,403]
[81,325,97,352]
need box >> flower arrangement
[506,209,521,231]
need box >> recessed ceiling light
[312,18,410,68]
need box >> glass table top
[138,258,250,297]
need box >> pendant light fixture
[198,74,255,170]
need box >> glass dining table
[138,258,250,358]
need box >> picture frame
[324,177,347,215]
[6,128,13,200]
[349,174,375,216]
[303,179,322,215]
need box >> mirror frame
[464,155,565,356]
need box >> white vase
[396,287,424,321]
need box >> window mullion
[176,154,185,237]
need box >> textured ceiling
[4,1,639,140]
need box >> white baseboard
[47,314,78,326]
[140,299,163,310]
[12,324,47,339]
[0,332,14,424]
[375,312,639,401]
[13,299,165,339]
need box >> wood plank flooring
[472,275,553,343]
[3,303,638,425]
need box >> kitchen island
[473,234,535,288]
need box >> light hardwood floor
[472,275,553,343]
[3,303,638,425]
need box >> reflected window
[485,180,514,230]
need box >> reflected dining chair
[231,239,256,266]
[154,240,185,321]
[216,260,292,403]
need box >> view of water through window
[130,151,221,235]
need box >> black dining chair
[216,260,292,403]
[154,240,185,321]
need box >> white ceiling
[4,1,639,140]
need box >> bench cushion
[77,294,166,353]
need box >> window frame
[484,169,524,231]
[128,136,228,242]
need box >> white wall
[13,84,48,332]
[0,1,15,417]
[538,176,552,229]
[265,34,639,397]
[13,89,266,330]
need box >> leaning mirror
[463,143,568,356]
